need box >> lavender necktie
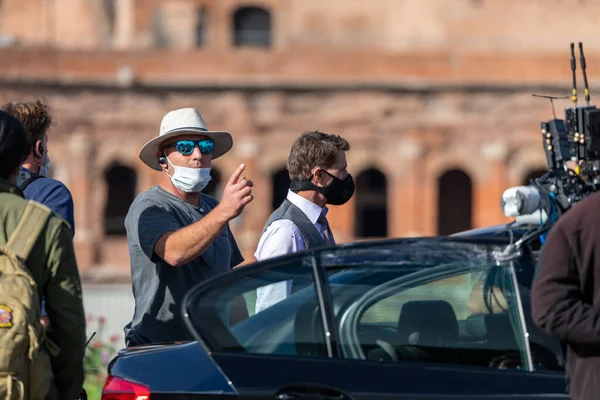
[318,215,336,245]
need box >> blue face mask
[16,170,22,187]
[38,154,50,177]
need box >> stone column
[475,142,511,228]
[391,139,427,237]
[207,2,225,50]
[161,1,197,50]
[69,132,98,275]
[114,0,134,49]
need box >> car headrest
[466,313,487,339]
[397,300,459,347]
[484,313,519,350]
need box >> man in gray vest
[255,130,354,312]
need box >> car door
[182,238,569,400]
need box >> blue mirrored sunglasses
[163,139,214,155]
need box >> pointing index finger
[228,163,246,185]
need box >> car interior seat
[391,300,459,363]
[396,300,460,347]
[294,296,327,357]
[483,313,519,351]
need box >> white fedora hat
[139,108,233,171]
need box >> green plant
[83,314,120,400]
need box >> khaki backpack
[0,201,53,400]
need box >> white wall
[82,283,134,349]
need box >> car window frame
[182,251,339,356]
[512,250,566,372]
[182,237,535,371]
[504,258,534,371]
[337,262,489,360]
[329,258,534,372]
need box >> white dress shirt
[254,190,330,313]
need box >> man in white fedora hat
[123,107,253,346]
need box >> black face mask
[290,170,355,205]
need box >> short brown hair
[1,98,53,151]
[286,130,350,181]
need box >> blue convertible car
[101,224,568,400]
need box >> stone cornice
[0,47,598,89]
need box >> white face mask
[38,154,50,177]
[166,156,212,193]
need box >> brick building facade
[0,0,597,282]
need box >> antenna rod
[85,331,96,348]
[571,42,578,108]
[532,94,569,119]
[579,42,591,106]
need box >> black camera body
[540,119,569,171]
[499,43,600,242]
[564,105,600,161]
[524,43,600,222]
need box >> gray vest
[262,199,326,249]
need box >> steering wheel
[372,339,398,361]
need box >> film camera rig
[501,42,600,240]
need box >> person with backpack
[0,110,86,400]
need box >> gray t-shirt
[123,186,244,344]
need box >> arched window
[203,167,222,199]
[354,168,388,238]
[104,162,137,236]
[272,167,290,211]
[522,168,548,185]
[437,169,473,235]
[233,6,271,47]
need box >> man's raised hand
[218,163,254,220]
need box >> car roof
[451,223,530,239]
[238,236,514,275]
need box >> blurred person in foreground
[531,191,600,400]
[255,130,354,313]
[0,110,85,400]
[124,108,253,346]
